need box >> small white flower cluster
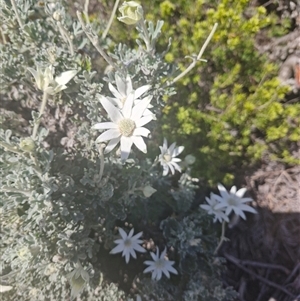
[92,75,185,174]
[110,227,178,281]
[158,138,184,176]
[92,74,154,162]
[200,183,257,223]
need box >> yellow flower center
[228,196,238,206]
[155,258,165,269]
[118,118,136,137]
[163,153,172,162]
[124,238,132,247]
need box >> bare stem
[84,0,89,15]
[169,23,218,86]
[77,11,120,72]
[57,22,75,56]
[10,0,24,28]
[31,91,48,140]
[102,0,120,39]
[224,253,296,299]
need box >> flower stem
[77,11,121,72]
[214,220,228,255]
[98,144,106,183]
[169,23,218,86]
[10,0,24,28]
[57,22,75,56]
[102,0,120,39]
[31,91,48,140]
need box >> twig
[57,22,75,56]
[31,91,48,140]
[2,187,31,197]
[224,253,296,299]
[102,0,120,39]
[169,23,218,85]
[238,258,290,275]
[84,0,89,16]
[0,141,22,154]
[10,0,24,28]
[77,11,120,72]
[284,262,300,285]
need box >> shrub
[142,0,299,185]
[0,1,240,300]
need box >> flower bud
[184,154,196,165]
[117,1,143,25]
[67,265,89,300]
[19,137,35,153]
[52,11,61,21]
[142,185,157,197]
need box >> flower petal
[92,122,118,130]
[100,96,123,123]
[110,244,124,254]
[96,129,120,143]
[120,136,133,161]
[135,115,153,127]
[132,136,147,153]
[104,137,121,153]
[131,95,152,121]
[55,70,77,86]
[134,85,151,99]
[118,228,128,240]
[236,187,247,197]
[173,146,184,157]
[133,127,150,137]
[109,82,123,100]
[122,92,134,118]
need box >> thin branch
[84,0,89,16]
[237,258,290,275]
[168,23,218,86]
[57,22,75,56]
[2,187,31,197]
[224,253,296,299]
[102,0,120,39]
[31,91,48,140]
[0,141,22,154]
[77,11,121,72]
[10,0,24,28]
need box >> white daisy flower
[214,184,257,220]
[92,93,153,161]
[158,138,184,176]
[143,247,178,281]
[110,228,146,264]
[67,263,89,300]
[107,74,154,118]
[200,192,230,223]
[28,65,77,95]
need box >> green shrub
[141,0,299,185]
